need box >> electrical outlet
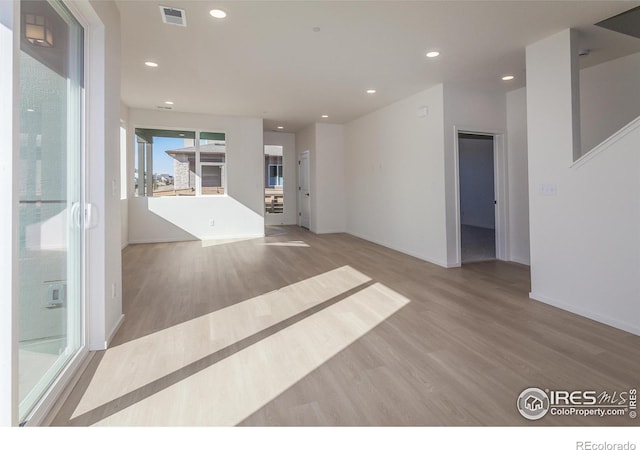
[45,281,66,308]
[209,219,215,227]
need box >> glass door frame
[18,0,92,426]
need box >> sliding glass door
[18,0,84,421]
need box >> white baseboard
[128,233,265,245]
[316,229,347,235]
[106,314,125,348]
[128,236,198,244]
[346,230,449,268]
[530,291,640,336]
[509,256,531,266]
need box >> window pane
[18,0,83,420]
[200,132,226,196]
[120,126,127,199]
[135,129,195,197]
[264,145,284,214]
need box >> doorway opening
[458,133,496,263]
[264,145,284,215]
[298,151,310,229]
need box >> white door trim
[298,150,310,228]
[452,126,510,266]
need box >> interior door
[298,151,310,229]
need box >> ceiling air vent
[159,6,187,27]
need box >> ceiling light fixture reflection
[145,61,159,67]
[426,51,440,58]
[164,101,174,105]
[321,115,329,119]
[277,126,284,130]
[502,75,515,81]
[24,14,54,48]
[366,89,377,94]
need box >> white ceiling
[117,0,640,132]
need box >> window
[199,131,226,195]
[268,164,283,187]
[134,129,225,197]
[120,124,127,199]
[264,145,284,214]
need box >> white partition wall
[527,29,640,335]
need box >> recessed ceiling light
[27,108,35,112]
[277,126,284,130]
[145,61,158,68]
[426,51,440,58]
[321,115,329,119]
[164,101,174,105]
[209,9,227,19]
[502,75,515,81]
[366,89,377,94]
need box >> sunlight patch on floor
[71,266,371,419]
[92,283,410,426]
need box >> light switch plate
[539,183,558,196]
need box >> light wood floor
[52,226,640,426]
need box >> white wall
[315,123,346,234]
[344,85,448,266]
[86,0,123,348]
[263,131,297,226]
[295,124,316,230]
[127,108,264,243]
[580,51,640,155]
[458,137,495,229]
[443,84,507,266]
[506,87,530,265]
[527,29,640,336]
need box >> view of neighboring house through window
[134,129,225,197]
[265,145,284,214]
[199,131,226,195]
